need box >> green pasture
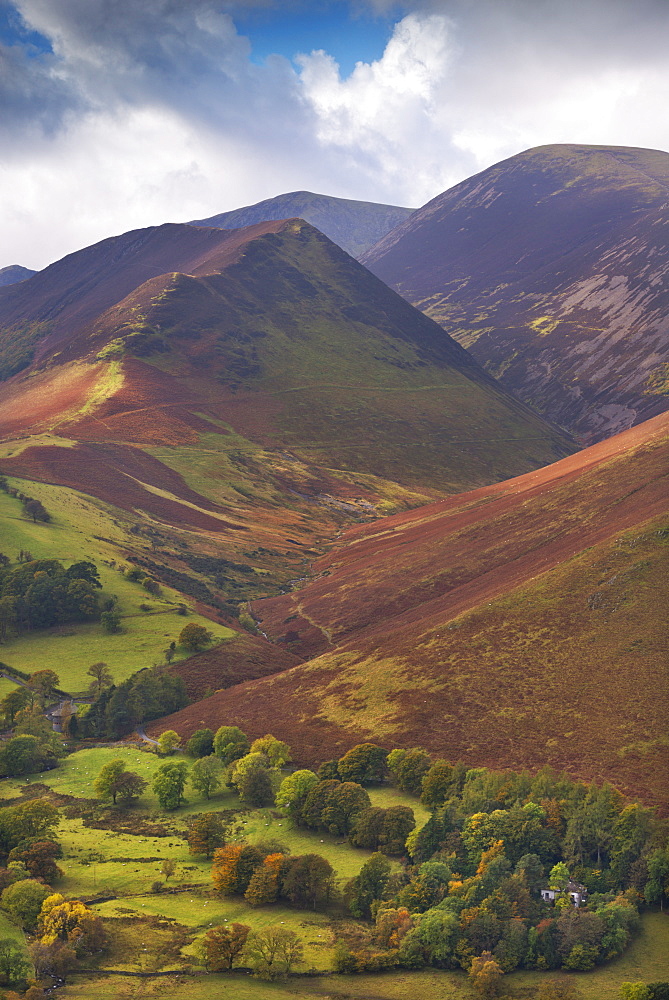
[0,479,235,693]
[55,909,669,1000]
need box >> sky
[1,0,669,270]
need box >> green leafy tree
[238,765,275,808]
[349,851,391,919]
[548,862,571,891]
[93,758,126,804]
[249,734,292,768]
[337,743,388,785]
[0,799,60,853]
[644,848,669,909]
[421,759,454,808]
[156,730,181,756]
[212,725,249,765]
[0,879,50,931]
[186,728,214,757]
[0,936,30,989]
[409,907,460,966]
[201,922,250,971]
[320,781,371,836]
[245,925,304,980]
[620,985,652,1000]
[152,761,189,810]
[187,813,227,858]
[178,623,213,651]
[100,609,121,633]
[388,747,432,794]
[0,735,42,777]
[276,769,319,822]
[190,755,222,800]
[0,686,30,724]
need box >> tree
[349,852,391,919]
[8,841,62,883]
[245,855,282,906]
[0,937,30,989]
[1,879,51,931]
[249,734,292,768]
[212,845,244,895]
[645,848,669,909]
[190,756,221,800]
[0,799,60,852]
[27,670,59,704]
[178,623,213,651]
[0,596,18,641]
[114,770,147,805]
[24,499,50,523]
[245,925,304,980]
[0,735,42,777]
[100,609,121,633]
[156,730,181,756]
[66,561,102,588]
[187,813,226,858]
[337,744,388,785]
[320,781,371,836]
[421,759,454,808]
[29,940,76,982]
[548,862,571,891]
[152,761,189,810]
[0,687,30,725]
[282,854,335,910]
[86,662,113,698]
[469,951,504,997]
[93,758,126,804]
[229,753,275,807]
[620,985,652,1000]
[38,893,106,954]
[409,907,460,966]
[160,859,175,881]
[201,922,250,971]
[276,769,319,822]
[212,725,249,765]
[388,747,432,794]
[186,728,214,758]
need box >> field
[0,479,235,693]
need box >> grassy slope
[150,414,669,804]
[0,478,235,693]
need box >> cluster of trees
[79,667,188,739]
[201,921,304,979]
[0,697,66,777]
[212,842,335,912]
[0,559,102,636]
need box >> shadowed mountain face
[0,217,573,614]
[151,410,669,807]
[361,144,669,444]
[0,265,36,287]
[189,191,415,258]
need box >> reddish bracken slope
[150,411,669,805]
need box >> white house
[541,880,588,908]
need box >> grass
[52,912,669,999]
[0,481,236,693]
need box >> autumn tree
[212,725,249,765]
[152,761,189,810]
[245,853,283,906]
[38,894,106,955]
[212,844,263,895]
[8,841,62,883]
[190,756,222,800]
[201,922,250,971]
[178,623,213,651]
[27,670,59,704]
[469,951,504,997]
[187,813,226,858]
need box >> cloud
[1,0,669,269]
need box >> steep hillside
[0,218,572,633]
[362,144,669,444]
[189,190,415,257]
[0,265,36,287]
[151,411,669,806]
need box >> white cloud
[1,0,669,269]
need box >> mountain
[361,144,669,444]
[189,191,415,257]
[0,217,573,623]
[0,265,36,287]
[150,410,669,806]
